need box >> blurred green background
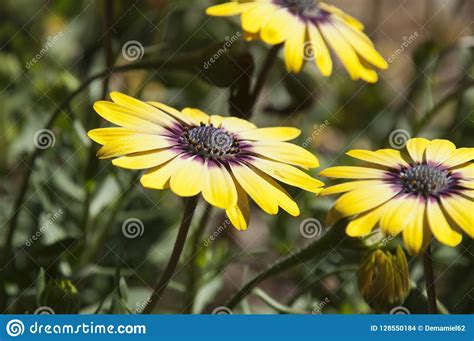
[0,0,472,314]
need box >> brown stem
[423,243,438,314]
[142,196,199,314]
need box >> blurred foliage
[0,0,473,315]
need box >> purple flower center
[275,0,328,20]
[181,123,240,159]
[398,164,450,196]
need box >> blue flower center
[182,123,239,158]
[399,164,450,196]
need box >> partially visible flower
[320,138,473,254]
[88,92,323,231]
[358,246,410,311]
[206,0,387,82]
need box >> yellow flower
[320,138,473,254]
[358,246,410,311]
[88,92,323,231]
[206,0,387,82]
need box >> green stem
[248,44,282,113]
[253,288,307,314]
[412,79,474,135]
[423,243,438,314]
[185,203,213,313]
[142,196,199,314]
[225,224,363,310]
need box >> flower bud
[357,246,410,311]
[39,279,79,314]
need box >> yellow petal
[379,194,417,236]
[459,180,474,189]
[226,182,250,231]
[260,8,294,44]
[318,22,361,80]
[241,3,275,34]
[333,19,387,69]
[148,101,192,125]
[251,158,324,193]
[88,128,157,145]
[206,2,252,16]
[252,141,319,168]
[332,184,398,218]
[252,166,300,216]
[442,148,474,168]
[140,157,182,190]
[181,108,210,126]
[210,115,225,127]
[93,101,166,131]
[406,137,430,163]
[284,20,306,73]
[402,198,425,254]
[346,204,385,237]
[307,24,332,77]
[237,127,301,141]
[230,162,279,215]
[170,156,205,197]
[109,92,176,127]
[319,2,364,31]
[319,166,387,179]
[220,117,256,133]
[112,149,178,169]
[440,195,474,238]
[97,135,174,159]
[425,139,456,165]
[321,180,384,195]
[427,198,462,247]
[202,161,237,209]
[451,163,473,179]
[346,149,409,168]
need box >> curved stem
[142,196,199,314]
[253,288,307,314]
[225,225,363,310]
[185,203,213,313]
[423,243,438,314]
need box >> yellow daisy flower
[320,138,473,254]
[88,92,323,230]
[206,0,388,82]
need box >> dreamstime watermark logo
[211,129,233,150]
[25,209,63,247]
[34,129,56,149]
[203,218,231,247]
[390,306,410,315]
[122,40,144,61]
[299,218,324,239]
[388,129,411,149]
[34,306,55,315]
[25,32,64,69]
[134,298,151,314]
[203,32,241,70]
[122,218,144,238]
[387,31,419,64]
[6,319,25,337]
[212,306,233,315]
[302,120,330,148]
[301,41,321,61]
[312,297,330,314]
